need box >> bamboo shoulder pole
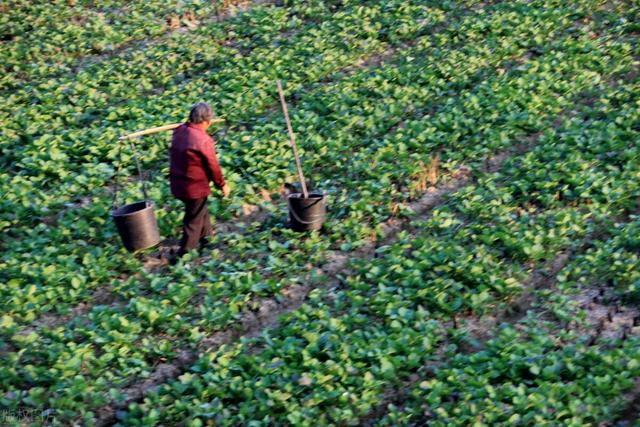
[276,80,309,198]
[119,119,225,140]
[119,123,181,140]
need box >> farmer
[170,102,230,258]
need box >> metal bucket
[288,192,326,232]
[112,200,160,252]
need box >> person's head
[188,102,214,129]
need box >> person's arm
[200,137,226,189]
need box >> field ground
[1,0,639,425]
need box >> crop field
[1,0,639,425]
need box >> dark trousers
[178,197,212,255]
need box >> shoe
[169,248,186,266]
[199,237,215,251]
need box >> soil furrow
[616,380,640,426]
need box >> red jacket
[170,123,225,200]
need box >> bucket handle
[287,195,327,225]
[112,137,150,210]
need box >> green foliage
[1,0,638,424]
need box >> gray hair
[188,102,213,124]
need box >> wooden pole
[276,80,309,198]
[119,119,225,140]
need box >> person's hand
[222,184,231,198]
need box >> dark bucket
[112,201,161,252]
[288,192,326,232]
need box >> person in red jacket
[170,102,230,258]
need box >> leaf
[380,357,395,375]
[363,372,374,383]
[148,310,160,324]
[390,320,403,329]
[1,315,15,328]
[303,331,319,344]
[71,277,82,289]
[298,375,312,386]
[440,218,454,228]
